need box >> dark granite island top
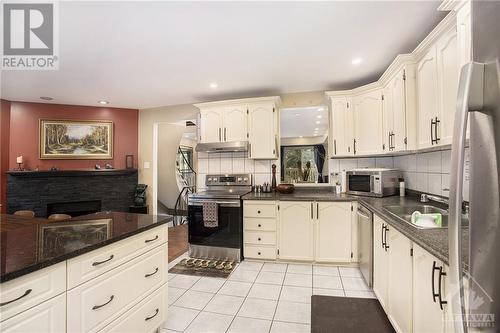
[0,212,172,283]
[243,189,469,269]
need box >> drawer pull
[257,210,261,214]
[145,235,159,243]
[92,295,114,310]
[258,224,262,227]
[258,252,261,255]
[145,267,159,278]
[92,254,114,266]
[0,289,32,307]
[258,237,261,241]
[145,308,159,321]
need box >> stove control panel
[206,174,252,186]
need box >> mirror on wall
[280,106,329,184]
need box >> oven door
[187,198,242,249]
[346,173,376,196]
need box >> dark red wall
[8,101,138,170]
[1,100,11,213]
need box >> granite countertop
[0,212,172,283]
[243,189,468,269]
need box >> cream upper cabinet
[224,105,247,142]
[354,89,384,155]
[248,102,278,159]
[413,244,447,333]
[417,47,439,149]
[373,215,389,311]
[315,201,352,262]
[382,84,394,153]
[199,108,224,143]
[384,69,408,152]
[387,226,413,333]
[436,27,459,146]
[278,201,314,261]
[330,96,354,156]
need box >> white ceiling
[281,106,329,138]
[1,1,446,109]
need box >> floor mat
[168,258,236,278]
[311,295,395,333]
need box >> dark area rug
[311,295,395,333]
[168,258,236,278]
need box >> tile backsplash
[330,148,470,200]
[196,152,278,190]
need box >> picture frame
[39,119,113,159]
[38,219,112,260]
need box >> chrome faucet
[420,193,449,205]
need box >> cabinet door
[373,215,389,311]
[248,103,276,159]
[315,201,352,262]
[331,97,353,156]
[437,27,459,146]
[382,84,394,153]
[223,105,247,142]
[278,201,314,261]
[0,294,66,333]
[199,109,223,143]
[387,227,413,333]
[354,89,384,155]
[413,244,446,333]
[391,69,407,151]
[417,47,439,149]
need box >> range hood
[195,141,248,153]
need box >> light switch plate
[143,161,150,169]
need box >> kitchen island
[0,212,171,332]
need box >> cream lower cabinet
[0,294,66,333]
[413,243,448,333]
[373,215,412,333]
[278,201,354,263]
[243,201,278,260]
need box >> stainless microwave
[345,168,401,197]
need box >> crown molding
[194,96,281,108]
[438,0,468,12]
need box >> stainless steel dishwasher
[357,204,373,287]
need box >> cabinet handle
[437,266,447,310]
[311,202,313,219]
[353,139,357,155]
[219,128,221,141]
[430,118,435,144]
[258,224,262,227]
[384,225,389,251]
[381,224,386,249]
[145,235,159,243]
[92,295,114,310]
[388,132,391,150]
[257,210,261,214]
[92,254,114,266]
[432,262,448,310]
[316,203,319,220]
[258,252,261,255]
[258,237,262,241]
[334,139,337,155]
[145,267,159,278]
[0,289,32,307]
[224,128,227,141]
[432,261,438,303]
[434,117,440,143]
[145,308,159,321]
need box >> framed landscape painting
[40,119,113,159]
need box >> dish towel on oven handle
[202,201,219,228]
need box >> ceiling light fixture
[98,100,109,105]
[40,96,53,101]
[315,128,319,130]
[295,113,300,116]
[317,108,324,111]
[352,58,362,65]
[299,135,303,138]
[209,82,218,89]
[315,120,320,124]
[317,115,322,119]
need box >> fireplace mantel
[6,169,137,178]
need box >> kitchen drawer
[244,202,276,218]
[244,231,276,245]
[0,262,66,322]
[101,284,167,333]
[244,217,276,231]
[67,224,167,289]
[0,293,66,333]
[244,245,276,260]
[67,243,168,333]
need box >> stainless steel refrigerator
[449,1,500,332]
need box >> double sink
[383,204,469,229]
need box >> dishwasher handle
[356,208,371,220]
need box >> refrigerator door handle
[449,62,484,333]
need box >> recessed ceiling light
[209,82,218,89]
[98,100,109,105]
[295,113,300,116]
[299,135,303,138]
[317,115,322,119]
[315,120,320,124]
[314,128,319,130]
[352,58,362,65]
[317,107,324,112]
[40,96,53,101]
